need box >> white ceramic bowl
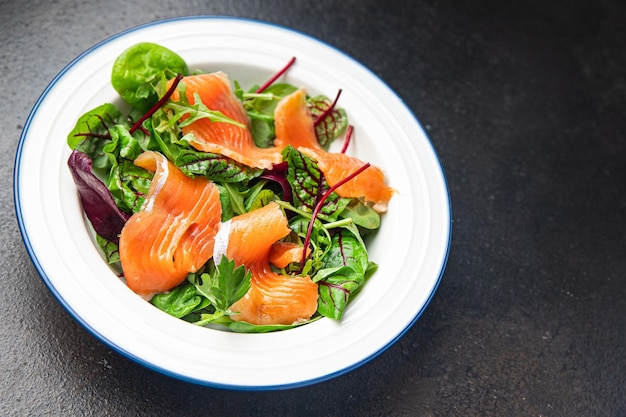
[14,16,450,390]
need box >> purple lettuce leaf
[68,150,131,244]
[259,161,292,203]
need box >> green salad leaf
[227,316,321,333]
[111,42,188,112]
[308,94,348,150]
[283,145,350,222]
[67,103,127,170]
[151,281,208,319]
[189,257,251,313]
[316,229,370,319]
[67,42,388,333]
[95,235,121,264]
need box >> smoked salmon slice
[119,151,222,299]
[268,241,308,269]
[225,202,318,325]
[273,88,321,150]
[169,72,282,169]
[300,147,394,212]
[272,88,394,212]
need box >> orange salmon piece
[169,72,281,169]
[273,88,394,211]
[226,202,318,325]
[299,147,394,212]
[268,241,308,269]
[119,151,222,299]
[273,88,321,150]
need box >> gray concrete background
[2,1,625,416]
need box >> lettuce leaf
[316,229,370,320]
[111,42,188,112]
[308,94,348,150]
[282,145,350,222]
[67,150,130,244]
[67,103,127,170]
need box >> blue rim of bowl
[13,15,452,391]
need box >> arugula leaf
[148,107,184,161]
[189,257,251,312]
[163,90,246,129]
[247,189,276,211]
[150,95,262,184]
[216,180,277,221]
[219,182,246,217]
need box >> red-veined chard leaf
[308,94,348,150]
[259,161,292,203]
[67,103,128,170]
[282,145,350,222]
[95,235,121,265]
[174,148,263,183]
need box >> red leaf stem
[340,125,354,154]
[255,57,297,94]
[129,73,184,134]
[314,89,342,127]
[299,161,371,268]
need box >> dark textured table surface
[3,1,625,416]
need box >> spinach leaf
[340,200,381,230]
[151,281,208,319]
[111,42,188,112]
[316,229,369,320]
[227,316,321,333]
